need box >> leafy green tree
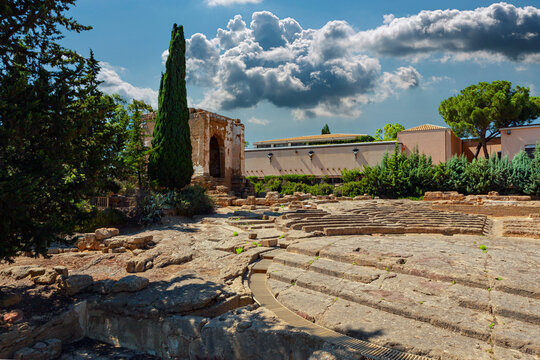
[321,124,331,135]
[124,100,154,189]
[148,24,193,190]
[374,123,405,141]
[0,1,126,261]
[439,80,540,159]
[531,145,540,195]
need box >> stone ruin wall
[142,109,245,191]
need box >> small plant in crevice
[479,244,488,252]
[278,234,285,239]
[235,247,244,254]
[233,231,239,237]
[290,280,296,286]
[488,322,495,329]
[452,280,456,285]
[495,277,503,281]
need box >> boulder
[53,266,68,277]
[1,265,41,280]
[111,275,149,293]
[248,233,257,240]
[57,274,93,296]
[111,246,127,253]
[28,267,46,278]
[76,233,99,251]
[3,309,23,324]
[95,228,114,241]
[32,269,58,285]
[13,338,62,360]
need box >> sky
[62,0,540,145]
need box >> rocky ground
[0,195,538,359]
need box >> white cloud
[247,117,269,125]
[98,62,158,108]
[182,12,418,120]
[357,2,540,62]
[206,0,262,7]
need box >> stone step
[268,280,538,360]
[252,259,273,274]
[260,248,286,260]
[268,262,539,355]
[272,252,540,326]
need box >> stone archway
[209,136,223,178]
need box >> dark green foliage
[172,185,215,217]
[148,24,192,190]
[0,1,128,261]
[509,151,534,194]
[247,175,332,196]
[138,186,214,225]
[443,155,468,193]
[338,181,369,197]
[439,80,540,159]
[306,135,375,146]
[463,158,492,194]
[321,124,331,134]
[341,169,362,183]
[532,146,540,195]
[76,208,127,233]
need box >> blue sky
[63,1,540,145]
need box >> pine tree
[321,124,331,135]
[0,1,126,261]
[148,24,193,190]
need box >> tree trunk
[473,141,482,160]
[482,139,489,159]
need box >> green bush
[339,181,368,197]
[76,208,127,233]
[444,155,468,193]
[341,168,362,183]
[172,185,215,217]
[510,151,534,194]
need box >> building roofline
[500,122,540,131]
[253,133,367,145]
[246,141,398,152]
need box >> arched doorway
[209,136,222,178]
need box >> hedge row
[247,144,540,198]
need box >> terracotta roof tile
[401,124,447,132]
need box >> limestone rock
[94,228,114,241]
[14,338,61,360]
[111,276,149,293]
[0,265,41,280]
[261,238,278,247]
[248,233,257,239]
[76,233,98,251]
[53,266,68,277]
[58,274,93,296]
[28,267,46,278]
[32,269,58,285]
[0,289,21,308]
[111,246,127,253]
[3,309,23,324]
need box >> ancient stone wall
[142,109,245,191]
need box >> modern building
[245,141,396,178]
[253,134,367,148]
[245,122,539,178]
[500,123,540,158]
[397,124,462,164]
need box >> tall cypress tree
[148,24,193,190]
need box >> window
[524,144,536,159]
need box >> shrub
[444,155,468,194]
[76,208,127,233]
[339,181,368,197]
[464,157,492,194]
[341,168,362,183]
[172,185,215,217]
[509,151,534,194]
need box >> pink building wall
[501,125,540,159]
[245,142,396,178]
[397,128,461,163]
